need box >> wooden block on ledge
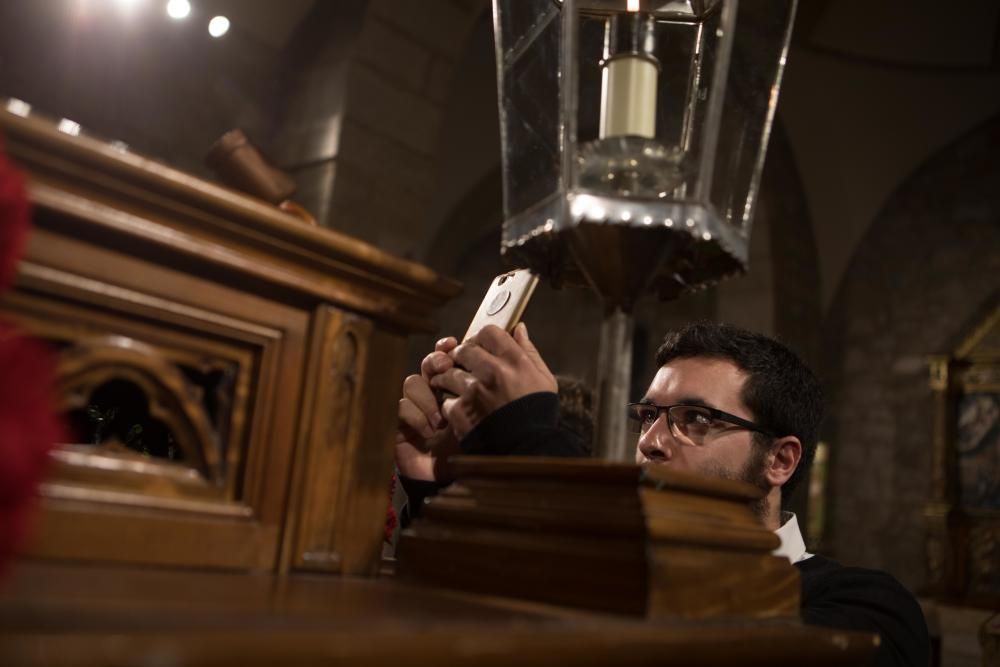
[396,457,800,620]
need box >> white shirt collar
[773,512,813,563]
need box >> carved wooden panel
[2,230,307,569]
[58,336,223,486]
[284,305,406,575]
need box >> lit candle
[599,10,658,139]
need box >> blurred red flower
[0,134,61,573]
[0,136,29,293]
[0,326,61,569]
[384,472,398,544]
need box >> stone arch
[822,113,1000,588]
[713,119,822,361]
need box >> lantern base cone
[565,223,675,313]
[501,197,749,305]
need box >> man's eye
[642,410,657,423]
[679,409,712,427]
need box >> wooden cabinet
[0,110,459,575]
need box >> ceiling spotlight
[6,98,31,118]
[58,119,82,137]
[166,0,191,20]
[208,15,230,38]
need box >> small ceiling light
[6,98,31,117]
[208,15,230,38]
[166,0,191,20]
[58,119,82,136]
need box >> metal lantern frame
[493,0,797,309]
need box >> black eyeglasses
[626,402,777,444]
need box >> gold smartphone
[462,269,539,343]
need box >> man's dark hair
[654,321,823,497]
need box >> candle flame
[627,0,640,11]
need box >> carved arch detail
[57,335,223,487]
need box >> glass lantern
[493,0,797,311]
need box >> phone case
[462,269,539,342]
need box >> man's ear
[766,435,801,488]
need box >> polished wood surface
[0,623,879,667]
[0,562,878,667]
[0,108,460,574]
[2,110,460,329]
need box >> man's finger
[441,382,482,440]
[429,368,477,398]
[434,336,459,353]
[402,374,443,428]
[441,392,477,441]
[398,397,435,442]
[469,324,521,361]
[451,342,499,388]
[420,350,454,381]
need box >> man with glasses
[396,320,928,667]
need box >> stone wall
[273,0,488,257]
[822,114,1000,589]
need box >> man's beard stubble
[701,442,772,522]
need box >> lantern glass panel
[708,0,795,233]
[495,0,562,222]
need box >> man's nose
[637,414,673,461]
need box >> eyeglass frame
[626,402,779,441]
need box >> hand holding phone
[396,269,547,463]
[427,269,554,436]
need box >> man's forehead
[644,357,748,406]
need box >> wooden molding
[1,110,461,331]
[398,457,799,620]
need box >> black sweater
[797,555,929,667]
[400,393,929,667]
